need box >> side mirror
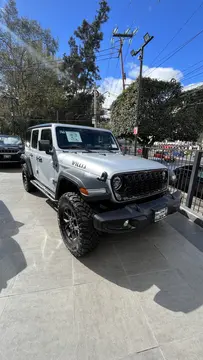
[39,140,52,154]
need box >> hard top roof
[28,123,111,132]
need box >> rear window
[41,129,52,146]
[31,130,39,149]
[25,130,31,147]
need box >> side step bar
[31,180,56,202]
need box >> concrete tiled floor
[1,166,203,359]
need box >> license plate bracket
[154,207,168,222]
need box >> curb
[179,205,203,229]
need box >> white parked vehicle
[21,123,180,257]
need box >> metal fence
[146,148,203,216]
[122,144,203,216]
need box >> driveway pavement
[1,166,203,359]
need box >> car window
[31,130,39,149]
[0,135,22,146]
[40,129,52,147]
[25,130,31,147]
[198,169,203,179]
[56,126,118,150]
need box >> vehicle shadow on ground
[0,164,22,173]
[166,212,203,252]
[78,224,203,314]
[30,189,46,198]
[0,201,27,293]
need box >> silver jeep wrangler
[21,123,181,257]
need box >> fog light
[169,170,177,185]
[124,220,129,227]
[171,174,176,182]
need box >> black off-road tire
[58,192,99,257]
[22,164,35,193]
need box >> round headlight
[162,171,167,180]
[169,170,176,184]
[112,176,122,191]
[171,174,176,181]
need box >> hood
[58,151,167,178]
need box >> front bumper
[93,190,181,233]
[0,153,23,163]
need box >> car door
[30,129,40,179]
[37,128,56,191]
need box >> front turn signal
[79,188,89,196]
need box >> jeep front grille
[0,149,19,154]
[111,169,168,202]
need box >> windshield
[0,135,22,146]
[56,126,119,151]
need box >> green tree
[111,77,203,145]
[174,85,203,142]
[61,0,110,125]
[0,0,110,134]
[111,78,182,145]
[0,0,64,135]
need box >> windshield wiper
[105,147,115,153]
[63,145,93,152]
[101,147,115,153]
[93,145,115,153]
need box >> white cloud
[99,77,133,109]
[128,63,183,82]
[100,63,201,108]
[183,82,203,92]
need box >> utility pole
[119,39,125,90]
[113,28,138,91]
[56,110,59,123]
[113,28,138,153]
[92,84,100,128]
[94,84,97,127]
[131,33,154,155]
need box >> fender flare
[21,154,34,178]
[55,171,85,200]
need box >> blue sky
[5,0,203,105]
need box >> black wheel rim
[61,206,80,245]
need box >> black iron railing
[136,147,203,216]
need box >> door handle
[38,157,42,163]
[30,154,33,158]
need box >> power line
[96,51,119,58]
[97,42,119,53]
[105,57,120,106]
[159,29,203,66]
[123,42,131,65]
[97,56,118,62]
[182,69,203,82]
[182,64,203,80]
[145,29,203,78]
[181,59,203,73]
[103,47,118,81]
[122,0,137,65]
[148,0,203,68]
